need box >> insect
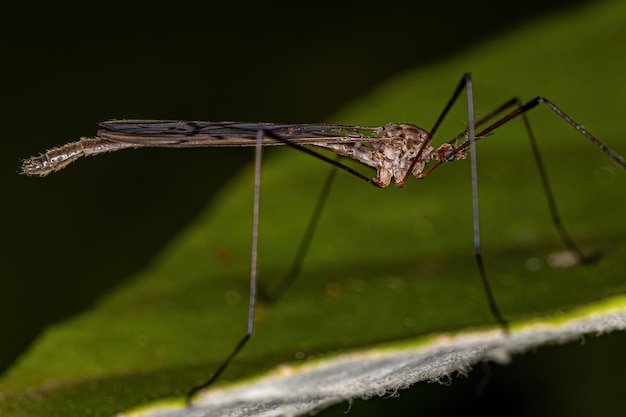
[21,74,626,402]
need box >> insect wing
[97,120,386,148]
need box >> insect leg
[464,76,509,331]
[187,129,265,403]
[260,164,339,302]
[455,97,626,262]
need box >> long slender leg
[261,130,385,188]
[515,99,588,262]
[476,97,626,170]
[261,164,339,302]
[419,87,625,328]
[187,129,264,403]
[465,76,509,330]
[423,98,588,260]
[425,96,625,259]
[249,132,389,302]
[400,74,508,329]
[473,97,624,261]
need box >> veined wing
[21,120,395,177]
[98,120,387,147]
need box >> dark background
[3,1,619,416]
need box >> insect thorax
[318,123,442,187]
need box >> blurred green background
[3,1,626,416]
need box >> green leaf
[3,1,626,416]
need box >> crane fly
[21,120,464,188]
[20,74,626,403]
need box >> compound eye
[445,147,456,162]
[437,143,457,162]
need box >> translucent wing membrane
[98,120,386,147]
